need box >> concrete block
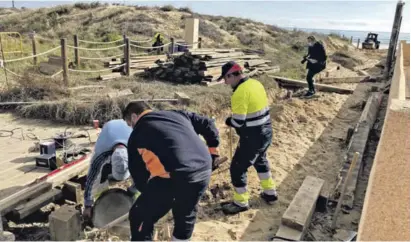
[48,55,64,66]
[281,176,325,232]
[49,205,81,241]
[174,92,190,105]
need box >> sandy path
[191,83,372,240]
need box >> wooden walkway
[0,113,97,201]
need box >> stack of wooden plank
[99,55,169,80]
[144,49,280,85]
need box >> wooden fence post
[170,38,175,54]
[350,36,353,44]
[61,38,69,86]
[357,38,360,49]
[74,35,80,67]
[30,32,37,65]
[124,37,130,76]
[198,37,202,49]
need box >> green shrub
[199,20,224,42]
[178,7,192,14]
[104,33,122,42]
[159,5,175,12]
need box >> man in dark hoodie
[301,36,327,98]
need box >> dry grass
[4,74,279,125]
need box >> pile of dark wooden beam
[99,49,280,84]
[144,49,280,85]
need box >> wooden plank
[244,59,271,67]
[130,54,166,60]
[200,80,225,87]
[174,92,190,105]
[205,52,245,58]
[62,181,82,204]
[98,72,123,81]
[275,224,304,241]
[338,93,382,209]
[271,76,354,94]
[319,76,369,84]
[0,182,52,215]
[107,89,133,99]
[281,176,325,232]
[11,188,63,220]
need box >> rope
[175,42,199,47]
[78,38,124,44]
[80,53,124,60]
[130,38,152,44]
[4,46,61,63]
[51,69,63,78]
[130,42,171,49]
[66,44,125,51]
[4,67,23,78]
[68,63,125,73]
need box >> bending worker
[123,102,221,241]
[218,61,278,215]
[301,35,327,98]
[152,33,165,52]
[83,119,138,221]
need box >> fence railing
[0,33,203,86]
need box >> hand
[225,117,232,127]
[83,206,92,221]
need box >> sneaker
[221,201,249,215]
[260,192,278,204]
[302,91,315,99]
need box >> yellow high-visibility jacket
[153,33,165,43]
[228,78,270,128]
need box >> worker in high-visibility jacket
[217,61,278,215]
[152,33,165,51]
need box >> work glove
[225,117,233,127]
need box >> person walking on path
[301,35,327,98]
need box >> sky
[0,0,410,33]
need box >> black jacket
[305,41,327,72]
[127,110,219,193]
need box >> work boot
[260,192,278,204]
[221,201,249,215]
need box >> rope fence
[130,38,152,44]
[67,44,125,51]
[130,42,171,49]
[3,46,61,63]
[68,63,125,73]
[1,33,203,86]
[78,38,124,44]
[79,53,124,60]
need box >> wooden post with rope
[73,35,80,67]
[60,38,69,86]
[30,32,37,65]
[357,38,360,49]
[0,35,10,89]
[124,37,130,76]
[198,37,202,49]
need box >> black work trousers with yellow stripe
[129,174,210,241]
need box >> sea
[285,27,410,49]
